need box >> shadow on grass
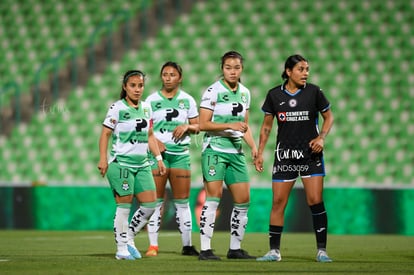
[88,253,115,259]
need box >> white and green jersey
[200,79,250,154]
[145,89,198,155]
[102,99,153,168]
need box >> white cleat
[256,249,282,262]
[127,244,142,259]
[316,250,333,263]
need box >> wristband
[155,155,162,161]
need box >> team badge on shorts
[122,181,129,191]
[208,166,216,176]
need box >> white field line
[21,232,181,241]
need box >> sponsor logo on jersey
[275,142,305,161]
[165,108,179,121]
[201,97,215,107]
[278,111,309,122]
[278,112,286,121]
[154,102,162,110]
[135,118,148,132]
[273,164,309,173]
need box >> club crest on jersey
[278,112,287,122]
[208,166,216,176]
[178,100,185,109]
[241,93,247,103]
[289,99,297,107]
[122,181,129,191]
[143,108,150,118]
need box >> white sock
[147,200,163,246]
[128,205,155,246]
[175,200,192,247]
[229,205,249,250]
[114,205,131,254]
[199,199,219,251]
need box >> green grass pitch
[0,230,413,274]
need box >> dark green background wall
[1,186,413,235]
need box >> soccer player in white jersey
[198,51,257,260]
[98,70,166,260]
[254,55,334,263]
[145,61,200,257]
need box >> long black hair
[281,54,307,80]
[220,50,244,83]
[220,50,244,69]
[160,61,183,78]
[120,70,145,99]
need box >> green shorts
[106,160,156,196]
[201,147,250,185]
[149,152,191,170]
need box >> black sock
[310,202,328,250]
[269,225,283,250]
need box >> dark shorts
[272,153,325,182]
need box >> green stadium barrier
[0,187,14,228]
[0,186,413,235]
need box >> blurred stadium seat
[0,0,412,186]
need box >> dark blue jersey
[262,82,330,159]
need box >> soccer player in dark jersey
[254,54,334,263]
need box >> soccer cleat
[198,249,221,260]
[256,249,282,262]
[182,245,199,256]
[127,244,142,259]
[316,250,333,262]
[115,253,135,260]
[145,245,159,257]
[227,249,255,259]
